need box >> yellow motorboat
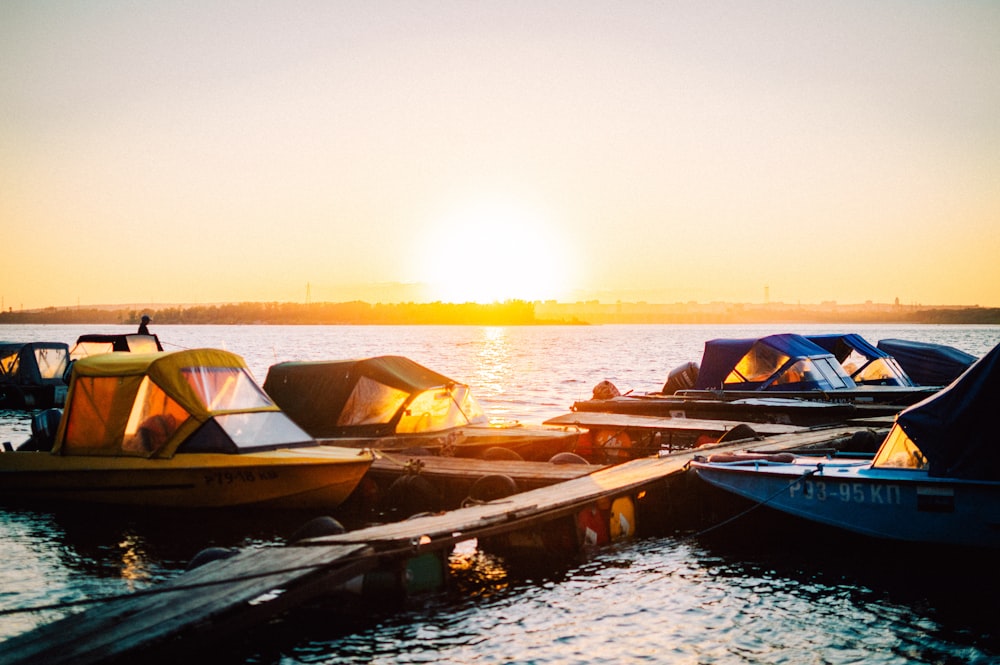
[0,348,373,509]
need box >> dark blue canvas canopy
[876,338,976,387]
[896,342,1000,480]
[807,333,914,386]
[694,334,854,391]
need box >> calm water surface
[1,323,998,663]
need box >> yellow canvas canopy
[54,349,282,459]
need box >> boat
[690,341,1000,548]
[0,348,373,509]
[69,332,164,359]
[875,338,976,386]
[263,355,579,461]
[571,333,938,425]
[0,341,70,409]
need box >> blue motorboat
[571,334,937,426]
[691,342,1000,548]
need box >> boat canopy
[806,333,914,386]
[69,334,163,360]
[0,342,70,387]
[882,342,1000,481]
[694,334,856,392]
[54,348,311,458]
[876,338,976,387]
[263,355,488,438]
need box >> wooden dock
[0,424,877,665]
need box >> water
[1,323,998,663]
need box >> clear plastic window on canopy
[123,376,189,455]
[726,345,790,384]
[181,366,273,412]
[772,357,849,388]
[396,383,488,433]
[214,412,313,451]
[0,349,19,378]
[337,376,409,427]
[853,357,913,386]
[873,426,928,469]
[34,346,69,380]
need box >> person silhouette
[138,315,151,335]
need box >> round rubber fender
[548,452,590,465]
[186,546,239,571]
[385,474,441,517]
[288,515,346,543]
[716,423,758,443]
[467,474,519,502]
[481,446,524,461]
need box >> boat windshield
[182,366,274,412]
[214,411,314,451]
[872,426,928,469]
[396,383,488,433]
[772,357,850,389]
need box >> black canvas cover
[877,338,976,386]
[263,356,467,437]
[896,342,1000,480]
[0,342,69,386]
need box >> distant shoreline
[1,301,998,326]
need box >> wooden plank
[368,453,600,484]
[0,543,374,665]
[544,411,805,435]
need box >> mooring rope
[685,462,821,540]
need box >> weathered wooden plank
[544,411,805,435]
[0,543,374,665]
[368,453,600,483]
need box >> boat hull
[692,458,1000,548]
[0,447,373,509]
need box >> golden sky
[2,2,999,310]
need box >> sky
[2,1,999,310]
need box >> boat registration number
[791,479,901,505]
[203,469,279,485]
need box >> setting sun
[415,202,573,304]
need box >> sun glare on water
[416,203,572,304]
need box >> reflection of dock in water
[1,425,872,665]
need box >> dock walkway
[0,424,872,665]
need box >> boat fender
[662,361,699,394]
[609,496,636,541]
[592,380,620,400]
[186,546,239,571]
[481,446,524,461]
[385,474,442,518]
[548,452,589,465]
[706,452,796,464]
[595,429,632,463]
[467,474,519,503]
[288,516,346,543]
[716,423,758,443]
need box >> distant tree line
[0,302,996,326]
[0,300,567,326]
